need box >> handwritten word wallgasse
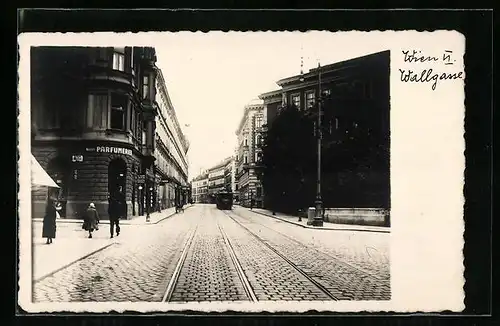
[399,50,463,90]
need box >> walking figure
[108,195,121,238]
[84,202,99,238]
[42,193,59,244]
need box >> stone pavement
[247,207,390,233]
[32,204,390,302]
[33,210,199,302]
[230,208,391,300]
[168,207,248,302]
[32,222,113,281]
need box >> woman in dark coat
[84,202,100,238]
[42,195,58,244]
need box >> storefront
[32,141,143,220]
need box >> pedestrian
[42,192,59,244]
[84,202,99,238]
[250,198,255,210]
[108,195,121,238]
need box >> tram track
[161,206,255,303]
[232,208,386,282]
[216,220,258,302]
[161,225,198,302]
[221,210,339,301]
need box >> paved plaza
[32,204,390,302]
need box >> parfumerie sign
[86,146,133,156]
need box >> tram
[215,191,233,210]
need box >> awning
[31,154,60,188]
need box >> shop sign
[86,146,133,156]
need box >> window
[110,94,127,130]
[255,115,263,128]
[95,48,108,65]
[306,91,315,109]
[87,93,108,129]
[256,134,261,146]
[142,74,149,99]
[244,154,248,164]
[291,93,301,109]
[256,187,262,197]
[112,48,125,71]
[244,138,248,146]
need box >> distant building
[235,99,265,208]
[191,171,209,203]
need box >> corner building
[235,99,265,208]
[30,46,186,220]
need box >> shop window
[113,48,125,71]
[110,94,127,130]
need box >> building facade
[191,172,209,204]
[31,46,189,220]
[235,99,265,208]
[154,68,190,211]
[258,50,391,211]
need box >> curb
[34,242,116,283]
[251,210,390,234]
[32,205,194,226]
[153,204,194,224]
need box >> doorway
[46,156,70,217]
[108,158,127,214]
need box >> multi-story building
[154,68,190,211]
[235,99,265,208]
[223,157,236,194]
[207,159,227,201]
[30,46,189,220]
[258,50,391,212]
[191,172,209,204]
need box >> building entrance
[108,158,127,215]
[46,156,70,217]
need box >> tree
[259,104,316,214]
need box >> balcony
[85,65,135,91]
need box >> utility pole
[313,62,324,227]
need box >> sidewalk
[32,223,114,281]
[246,207,390,233]
[31,204,194,281]
[32,204,194,226]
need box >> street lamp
[313,62,324,227]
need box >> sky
[154,32,389,180]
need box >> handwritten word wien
[399,50,463,90]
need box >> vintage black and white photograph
[18,31,465,313]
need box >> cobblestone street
[33,204,390,303]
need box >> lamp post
[313,62,324,227]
